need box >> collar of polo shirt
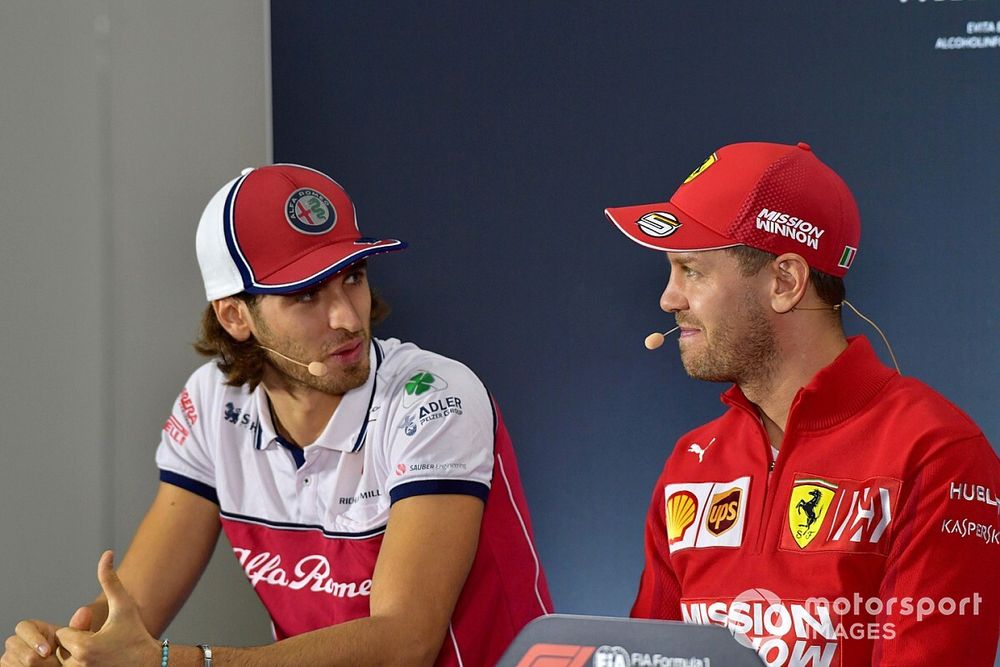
[252,340,384,454]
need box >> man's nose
[659,275,687,313]
[326,291,363,332]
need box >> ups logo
[706,487,742,536]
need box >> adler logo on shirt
[418,396,463,425]
[664,477,750,553]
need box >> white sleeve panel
[383,358,495,501]
[154,363,218,492]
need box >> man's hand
[54,551,160,667]
[2,608,93,667]
[3,619,61,667]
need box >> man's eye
[295,291,317,303]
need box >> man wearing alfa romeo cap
[3,164,551,667]
[606,142,999,665]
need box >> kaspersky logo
[401,371,448,408]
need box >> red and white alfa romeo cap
[605,142,861,277]
[196,164,407,300]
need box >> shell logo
[665,491,698,544]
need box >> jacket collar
[721,336,897,432]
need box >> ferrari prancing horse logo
[788,479,837,548]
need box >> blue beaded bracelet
[161,639,170,666]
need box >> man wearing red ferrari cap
[3,164,551,667]
[606,142,998,665]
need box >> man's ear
[769,253,810,314]
[212,298,254,341]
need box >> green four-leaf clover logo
[405,372,436,396]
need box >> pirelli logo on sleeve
[664,477,750,553]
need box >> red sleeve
[630,473,683,620]
[874,434,1000,665]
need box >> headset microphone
[258,346,329,377]
[644,326,681,350]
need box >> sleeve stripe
[389,479,489,504]
[160,469,219,505]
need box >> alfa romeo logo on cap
[285,188,336,235]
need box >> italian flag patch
[838,245,857,269]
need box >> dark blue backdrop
[271,1,999,616]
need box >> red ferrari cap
[605,142,860,277]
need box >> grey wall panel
[0,0,273,648]
[0,0,110,631]
[104,0,273,645]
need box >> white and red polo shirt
[156,338,552,666]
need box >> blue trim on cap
[221,173,255,290]
[160,470,219,505]
[389,479,489,504]
[243,241,407,295]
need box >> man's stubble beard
[680,291,777,388]
[253,315,372,396]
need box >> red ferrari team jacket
[632,337,999,666]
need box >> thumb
[96,550,134,617]
[68,605,93,631]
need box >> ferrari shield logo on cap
[637,211,682,238]
[285,188,336,235]
[683,152,718,184]
[788,478,838,549]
